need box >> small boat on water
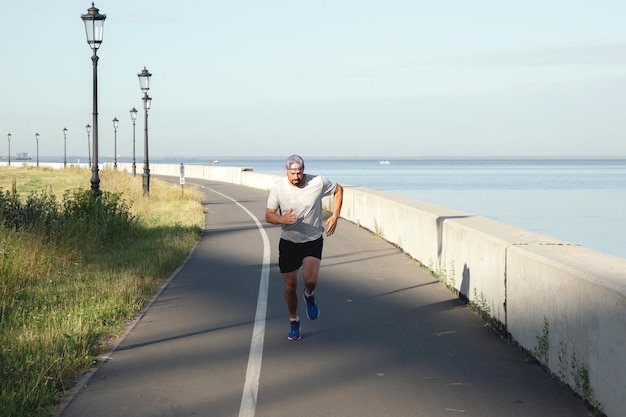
[379,160,390,165]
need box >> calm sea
[42,156,626,260]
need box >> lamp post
[63,127,68,168]
[85,124,92,166]
[7,133,10,166]
[138,67,152,195]
[112,117,119,170]
[130,107,137,176]
[81,2,106,196]
[35,133,40,167]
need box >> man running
[265,154,343,340]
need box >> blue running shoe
[288,320,300,341]
[303,292,319,320]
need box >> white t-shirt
[267,174,337,243]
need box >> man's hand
[324,215,339,236]
[266,208,297,225]
[324,183,343,236]
[282,209,298,225]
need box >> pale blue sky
[2,1,626,159]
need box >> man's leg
[282,270,299,320]
[282,270,302,340]
[302,256,321,319]
[302,256,321,295]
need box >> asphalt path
[56,178,593,417]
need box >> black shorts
[279,237,323,273]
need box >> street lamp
[7,133,10,166]
[138,67,152,195]
[112,117,119,170]
[35,133,40,167]
[130,107,137,176]
[63,127,68,168]
[85,124,92,166]
[81,2,106,196]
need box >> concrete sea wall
[121,162,626,416]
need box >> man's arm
[324,183,343,236]
[265,208,297,225]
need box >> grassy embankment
[0,166,204,417]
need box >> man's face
[285,164,305,187]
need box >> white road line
[197,184,270,417]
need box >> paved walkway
[56,179,593,417]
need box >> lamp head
[81,3,106,50]
[137,67,152,94]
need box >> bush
[0,187,137,250]
[60,189,137,249]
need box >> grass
[0,166,204,417]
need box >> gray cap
[285,154,305,170]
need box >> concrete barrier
[49,162,626,416]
